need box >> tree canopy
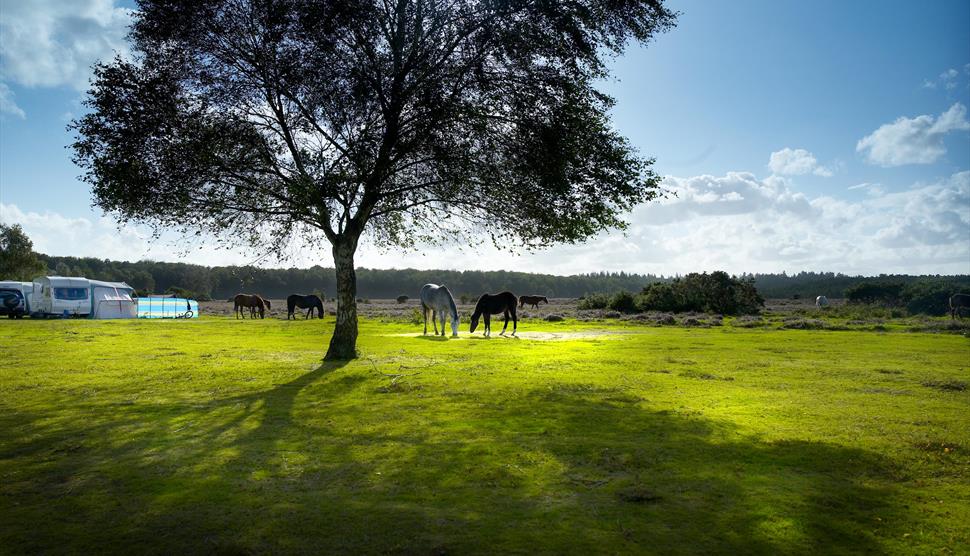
[72,0,677,358]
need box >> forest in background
[33,254,970,302]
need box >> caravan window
[54,287,88,300]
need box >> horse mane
[440,285,459,318]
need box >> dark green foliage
[843,279,970,315]
[577,293,610,310]
[845,281,905,306]
[902,280,970,316]
[165,286,211,302]
[637,271,763,315]
[751,271,970,300]
[0,224,45,280]
[608,291,638,314]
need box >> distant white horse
[419,284,459,337]
[816,295,829,309]
[950,293,970,319]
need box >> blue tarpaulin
[137,297,199,319]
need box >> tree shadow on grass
[1,366,913,554]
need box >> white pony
[419,284,459,337]
[815,295,829,309]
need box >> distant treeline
[35,254,970,301]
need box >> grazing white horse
[419,284,459,337]
[950,293,970,319]
[815,295,829,309]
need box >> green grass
[1,317,968,554]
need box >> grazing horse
[815,295,829,309]
[233,294,266,319]
[419,284,459,337]
[950,293,970,319]
[470,291,518,336]
[518,295,549,309]
[287,294,324,319]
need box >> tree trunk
[325,237,359,360]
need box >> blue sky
[1,0,968,275]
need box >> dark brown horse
[287,294,324,319]
[233,294,267,319]
[470,291,518,336]
[518,295,548,309]
[950,293,970,319]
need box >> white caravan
[31,276,137,319]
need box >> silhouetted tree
[72,0,677,358]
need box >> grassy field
[1,315,968,555]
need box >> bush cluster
[845,279,970,315]
[578,271,764,316]
[637,272,763,315]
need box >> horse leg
[500,310,509,335]
[511,306,517,336]
[422,306,428,335]
[439,312,447,337]
[484,313,490,336]
[432,310,439,335]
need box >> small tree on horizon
[72,0,677,359]
[0,224,46,281]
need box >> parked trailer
[30,276,137,319]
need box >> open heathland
[1,314,968,554]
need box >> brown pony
[518,295,549,309]
[233,294,268,319]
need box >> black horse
[287,294,324,319]
[470,291,518,336]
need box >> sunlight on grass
[1,317,968,554]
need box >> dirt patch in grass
[680,370,734,381]
[617,486,662,504]
[921,380,967,392]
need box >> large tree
[72,0,676,359]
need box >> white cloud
[5,171,967,276]
[768,148,833,177]
[940,68,959,90]
[847,182,885,197]
[0,82,25,118]
[0,0,134,91]
[856,103,970,166]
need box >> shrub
[396,295,409,304]
[845,281,904,306]
[604,311,622,319]
[608,291,638,313]
[577,293,610,310]
[636,271,763,315]
[654,314,676,325]
[544,314,565,322]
